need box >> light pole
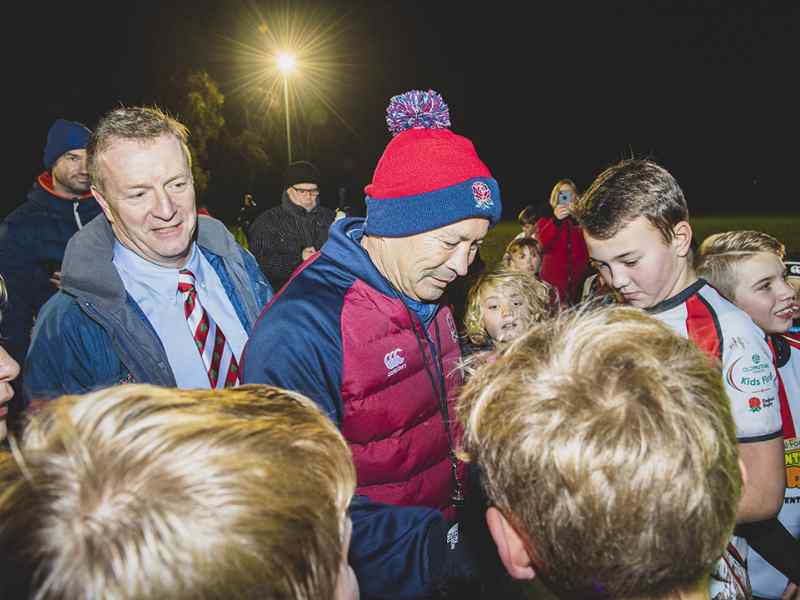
[276,51,296,164]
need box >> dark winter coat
[246,191,335,290]
[0,173,102,409]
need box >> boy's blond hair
[457,306,741,598]
[463,267,555,346]
[0,384,356,600]
[573,159,689,243]
[696,230,786,301]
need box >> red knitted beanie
[363,90,501,237]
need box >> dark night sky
[8,1,799,222]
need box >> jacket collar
[36,171,94,201]
[60,214,241,306]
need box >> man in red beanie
[0,118,101,433]
[242,90,502,599]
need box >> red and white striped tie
[177,269,240,388]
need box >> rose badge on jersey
[178,269,240,388]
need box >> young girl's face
[481,284,529,343]
[510,247,540,274]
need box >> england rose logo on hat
[471,181,493,210]
[363,89,502,237]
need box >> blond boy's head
[572,160,695,308]
[458,306,741,598]
[0,384,357,600]
[697,230,796,334]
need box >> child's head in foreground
[463,267,555,347]
[696,230,797,335]
[457,306,742,599]
[572,159,694,309]
[505,236,543,275]
[0,384,358,600]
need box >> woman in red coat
[536,178,590,306]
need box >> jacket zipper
[73,201,84,229]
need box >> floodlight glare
[276,51,296,74]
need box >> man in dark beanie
[0,118,101,431]
[247,160,335,290]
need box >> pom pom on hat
[386,89,451,136]
[364,89,501,237]
[43,119,91,171]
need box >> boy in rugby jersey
[697,230,800,600]
[572,159,785,600]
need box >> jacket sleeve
[0,222,47,366]
[535,216,560,251]
[241,271,344,423]
[349,496,448,600]
[23,296,126,405]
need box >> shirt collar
[113,241,201,299]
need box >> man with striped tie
[23,106,273,404]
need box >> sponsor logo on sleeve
[725,351,774,393]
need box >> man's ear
[91,185,115,224]
[671,220,693,257]
[486,507,536,580]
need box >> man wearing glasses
[248,161,335,290]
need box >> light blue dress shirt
[113,241,248,388]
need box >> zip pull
[73,201,84,229]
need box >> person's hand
[50,270,62,288]
[301,246,317,261]
[783,582,799,600]
[335,209,347,222]
[553,204,571,220]
[0,345,20,441]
